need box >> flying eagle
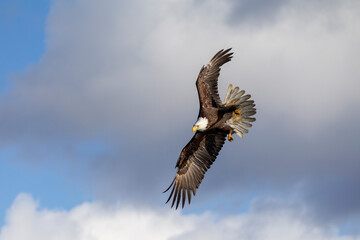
[164,48,256,209]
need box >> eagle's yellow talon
[228,134,234,142]
[234,110,240,115]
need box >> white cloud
[0,194,358,240]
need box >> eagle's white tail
[223,84,256,138]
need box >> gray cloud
[227,0,346,26]
[227,0,288,25]
[304,175,360,223]
[1,0,360,228]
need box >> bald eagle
[164,48,256,209]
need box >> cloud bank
[1,194,359,240]
[1,0,359,228]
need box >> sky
[0,0,360,239]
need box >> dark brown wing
[164,129,227,209]
[196,48,233,108]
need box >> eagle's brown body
[164,49,256,209]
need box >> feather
[176,186,182,209]
[165,130,227,209]
[197,48,233,108]
[187,189,192,204]
[171,184,179,208]
[224,84,233,103]
[182,188,186,208]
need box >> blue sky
[0,0,90,225]
[0,0,360,239]
[0,0,49,93]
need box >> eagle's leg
[228,130,234,142]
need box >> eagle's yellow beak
[192,126,198,132]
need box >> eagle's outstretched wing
[196,48,233,108]
[164,129,227,209]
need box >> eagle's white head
[192,117,208,132]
